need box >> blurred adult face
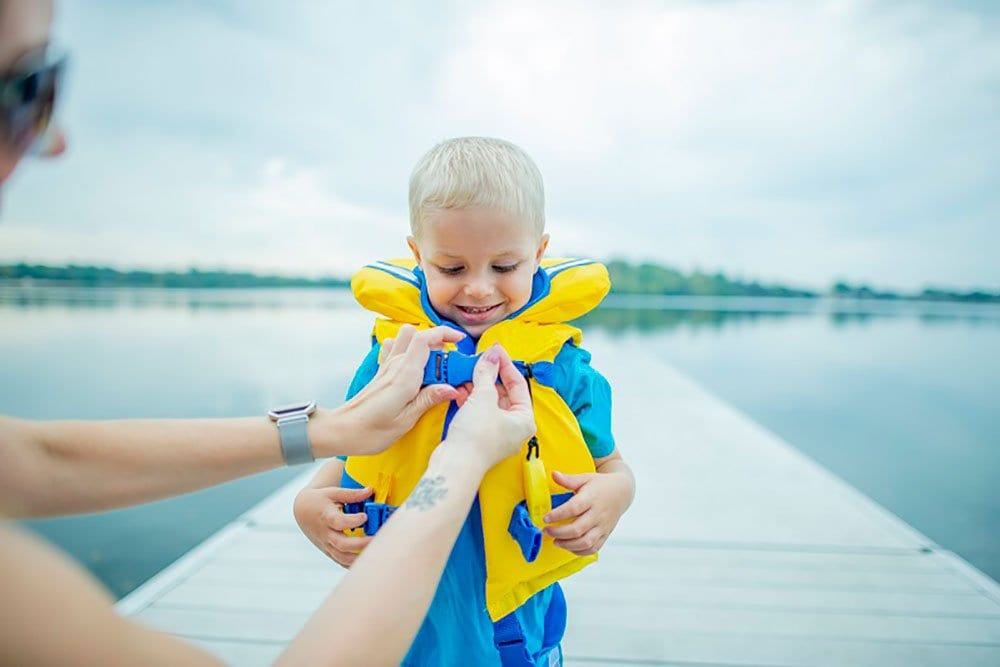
[0,0,55,187]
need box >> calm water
[2,287,998,597]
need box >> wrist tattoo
[406,475,448,511]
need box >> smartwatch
[268,401,317,465]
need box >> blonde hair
[409,137,545,237]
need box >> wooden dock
[117,338,1000,665]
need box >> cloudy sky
[2,0,997,290]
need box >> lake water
[2,286,998,597]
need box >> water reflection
[4,286,999,591]
[580,306,796,335]
[4,285,999,328]
[0,285,357,310]
[581,301,1000,335]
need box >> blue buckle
[422,351,553,388]
[342,499,397,536]
[422,350,481,386]
[508,502,542,562]
[507,492,575,562]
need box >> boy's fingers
[329,534,372,553]
[326,549,357,568]
[544,520,586,541]
[553,526,605,555]
[544,496,587,524]
[552,470,590,492]
[323,486,373,503]
[327,511,368,531]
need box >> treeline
[604,261,999,302]
[831,282,1000,304]
[2,262,997,303]
[0,264,349,289]
[605,260,815,297]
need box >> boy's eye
[437,265,464,275]
[493,264,519,273]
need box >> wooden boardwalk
[118,339,1000,665]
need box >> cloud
[0,0,997,290]
[431,0,1000,288]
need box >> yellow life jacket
[345,257,610,621]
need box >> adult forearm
[278,440,487,667]
[0,415,283,517]
[0,400,391,518]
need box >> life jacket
[343,257,610,623]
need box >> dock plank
[119,350,1000,665]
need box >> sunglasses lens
[1,57,63,154]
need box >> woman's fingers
[378,337,395,365]
[494,347,531,411]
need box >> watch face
[269,401,316,420]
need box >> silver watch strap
[277,414,314,465]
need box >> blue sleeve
[551,343,616,459]
[336,343,382,461]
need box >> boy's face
[408,207,548,338]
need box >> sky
[1,0,997,291]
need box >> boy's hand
[543,453,635,556]
[293,485,375,568]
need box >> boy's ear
[534,234,550,267]
[406,236,423,264]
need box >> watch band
[269,401,316,465]
[276,413,314,465]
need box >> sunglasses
[0,47,65,155]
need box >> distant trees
[604,259,816,298]
[0,264,349,289]
[1,262,996,303]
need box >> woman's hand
[436,344,536,474]
[312,325,466,457]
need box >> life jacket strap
[422,350,556,387]
[508,492,574,562]
[342,498,398,536]
[493,583,567,666]
[493,611,535,667]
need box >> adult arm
[0,325,465,518]
[0,345,534,667]
[279,343,535,666]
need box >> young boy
[295,137,635,666]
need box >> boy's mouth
[457,304,500,314]
[455,303,502,322]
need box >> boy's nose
[464,277,495,300]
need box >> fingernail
[484,344,501,363]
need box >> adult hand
[293,485,373,568]
[314,325,466,457]
[438,344,536,473]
